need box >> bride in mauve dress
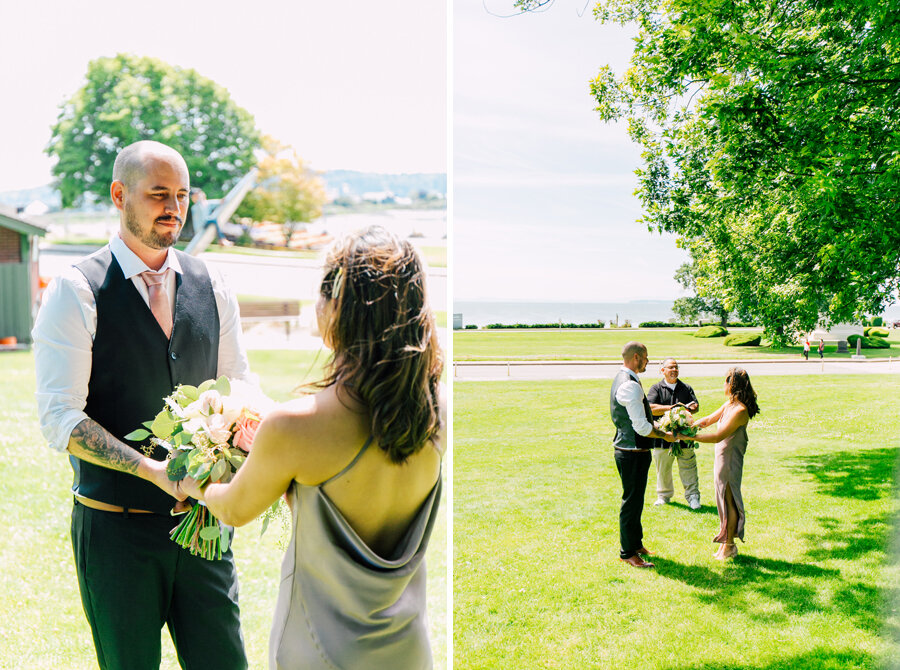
[181,226,445,669]
[678,367,759,560]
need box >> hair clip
[332,267,345,301]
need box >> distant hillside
[322,171,446,197]
[0,185,61,210]
[0,171,447,211]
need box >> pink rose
[234,412,261,452]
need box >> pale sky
[0,1,447,191]
[453,1,690,302]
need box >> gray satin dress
[713,422,748,543]
[269,437,441,670]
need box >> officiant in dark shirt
[647,358,702,510]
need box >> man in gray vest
[610,341,675,568]
[34,141,250,669]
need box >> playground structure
[184,168,332,254]
[184,169,258,256]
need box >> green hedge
[694,325,728,338]
[848,334,890,349]
[484,323,604,329]
[864,326,889,338]
[724,333,761,347]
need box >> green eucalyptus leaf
[198,379,215,393]
[124,428,151,441]
[210,458,228,482]
[220,526,231,553]
[199,525,221,541]
[212,375,231,396]
[150,410,176,439]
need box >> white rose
[198,390,224,416]
[205,413,232,445]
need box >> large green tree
[48,54,260,207]
[590,0,900,344]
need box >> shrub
[873,317,884,327]
[694,325,728,338]
[848,334,890,349]
[464,324,478,330]
[864,326,889,338]
[638,321,669,328]
[483,323,604,329]
[724,333,761,347]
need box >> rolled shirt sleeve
[32,271,96,452]
[615,377,654,437]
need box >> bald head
[113,141,188,190]
[622,341,647,361]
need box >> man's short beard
[124,203,181,250]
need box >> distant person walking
[648,359,701,509]
[609,341,676,568]
[818,339,825,359]
[803,338,810,360]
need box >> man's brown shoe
[621,555,655,568]
[637,546,655,556]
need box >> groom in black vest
[33,141,249,668]
[610,341,675,568]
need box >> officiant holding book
[648,358,701,509]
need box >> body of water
[454,301,678,328]
[454,300,900,328]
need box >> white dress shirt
[33,235,253,452]
[614,367,654,437]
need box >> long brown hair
[318,226,443,463]
[725,367,760,418]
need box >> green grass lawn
[453,328,900,361]
[0,350,446,670]
[454,375,900,669]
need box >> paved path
[452,358,899,381]
[40,247,447,312]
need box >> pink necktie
[141,269,173,339]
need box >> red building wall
[0,227,21,263]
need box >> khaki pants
[653,447,700,502]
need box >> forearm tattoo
[70,419,141,474]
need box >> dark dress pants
[71,501,248,670]
[614,449,652,559]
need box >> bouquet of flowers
[126,376,274,560]
[656,405,699,457]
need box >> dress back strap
[320,435,374,487]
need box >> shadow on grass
[653,554,880,630]
[803,514,889,561]
[664,647,874,670]
[790,446,898,501]
[665,501,718,516]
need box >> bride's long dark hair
[318,226,443,463]
[725,367,760,418]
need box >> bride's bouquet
[656,405,699,457]
[126,376,275,560]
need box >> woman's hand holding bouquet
[126,376,275,560]
[656,405,700,457]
